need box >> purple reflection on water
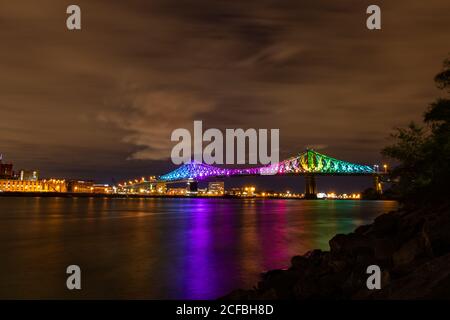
[258,200,290,269]
[179,199,294,298]
[0,197,398,299]
[183,199,213,298]
[180,198,244,299]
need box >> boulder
[290,255,308,270]
[392,227,433,269]
[329,234,347,254]
[329,233,374,258]
[374,253,450,299]
[355,224,371,235]
[423,209,450,256]
[373,238,398,263]
[372,213,399,236]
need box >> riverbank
[224,202,450,299]
[0,191,379,200]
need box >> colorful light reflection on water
[0,197,397,299]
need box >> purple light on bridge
[158,150,375,182]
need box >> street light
[383,164,388,173]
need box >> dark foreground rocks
[224,203,450,299]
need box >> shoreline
[0,192,393,200]
[224,203,450,299]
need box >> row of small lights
[118,176,157,187]
[374,164,388,173]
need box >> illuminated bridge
[158,150,383,198]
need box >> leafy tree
[382,57,450,203]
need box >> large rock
[373,253,450,299]
[423,208,450,256]
[329,233,374,258]
[329,234,347,253]
[392,227,433,270]
[373,238,398,264]
[223,204,450,300]
[372,212,399,236]
[258,269,298,299]
[290,255,308,270]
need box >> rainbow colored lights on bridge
[159,150,375,182]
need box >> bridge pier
[304,175,317,199]
[374,175,383,195]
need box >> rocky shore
[225,203,450,299]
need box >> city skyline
[0,148,386,194]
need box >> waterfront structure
[93,184,113,194]
[67,181,113,194]
[67,180,94,193]
[18,170,39,181]
[167,187,187,195]
[0,178,66,192]
[42,179,67,192]
[117,176,158,194]
[0,156,13,179]
[0,179,41,192]
[156,182,167,194]
[207,181,224,195]
[228,186,256,197]
[158,149,384,198]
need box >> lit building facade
[67,180,95,193]
[19,170,39,181]
[167,188,187,195]
[93,184,113,194]
[0,179,66,192]
[208,181,224,195]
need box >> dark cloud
[0,0,449,188]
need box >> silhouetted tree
[382,56,450,204]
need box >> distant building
[42,179,67,192]
[67,180,94,193]
[0,154,13,179]
[156,182,167,194]
[0,164,13,179]
[228,187,241,195]
[208,181,224,195]
[0,179,41,192]
[92,184,113,194]
[66,181,112,194]
[18,170,39,181]
[116,177,159,194]
[167,187,186,195]
[0,178,66,193]
[227,186,256,197]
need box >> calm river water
[0,197,397,299]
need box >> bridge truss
[159,150,375,182]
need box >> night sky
[1,1,449,192]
